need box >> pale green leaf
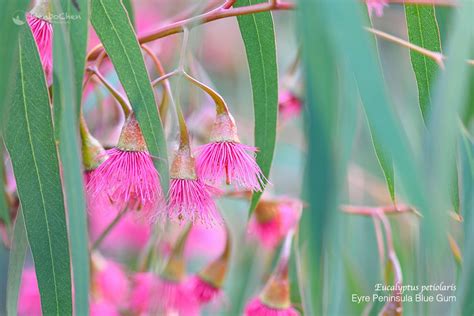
[235,0,278,215]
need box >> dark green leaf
[6,209,27,316]
[235,0,278,215]
[4,26,72,315]
[405,5,442,122]
[0,0,29,129]
[52,0,90,314]
[91,0,169,192]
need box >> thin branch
[388,0,456,5]
[151,70,180,88]
[366,27,445,68]
[372,217,386,274]
[341,204,419,217]
[87,1,294,61]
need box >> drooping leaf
[91,0,169,192]
[51,0,90,314]
[4,26,72,315]
[0,0,30,129]
[296,0,340,313]
[405,5,461,215]
[235,0,278,215]
[367,16,396,204]
[6,209,27,316]
[405,5,442,121]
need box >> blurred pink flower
[189,275,222,304]
[90,301,120,316]
[244,297,299,316]
[278,90,302,122]
[154,277,200,315]
[248,198,302,249]
[129,273,200,315]
[367,0,388,17]
[197,111,265,191]
[87,115,164,220]
[92,258,129,306]
[89,210,151,251]
[27,14,52,81]
[18,268,41,316]
[185,223,226,261]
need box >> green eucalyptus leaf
[405,5,442,121]
[52,0,90,314]
[235,0,278,216]
[91,0,169,192]
[4,26,72,315]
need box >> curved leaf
[6,209,27,316]
[91,0,169,192]
[4,26,72,315]
[235,0,278,215]
[51,0,90,314]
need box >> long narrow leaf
[91,0,169,192]
[405,5,442,121]
[52,0,90,314]
[235,0,278,215]
[6,209,27,316]
[4,26,72,315]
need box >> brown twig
[87,0,294,61]
[341,204,419,217]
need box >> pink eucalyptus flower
[197,110,265,191]
[27,13,52,81]
[367,0,388,17]
[248,198,302,249]
[18,268,41,316]
[167,146,221,226]
[244,298,300,316]
[87,115,164,220]
[278,90,302,122]
[154,277,200,315]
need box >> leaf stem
[183,72,229,114]
[91,206,128,251]
[86,67,131,117]
[87,0,294,61]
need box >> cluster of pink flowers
[19,1,308,314]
